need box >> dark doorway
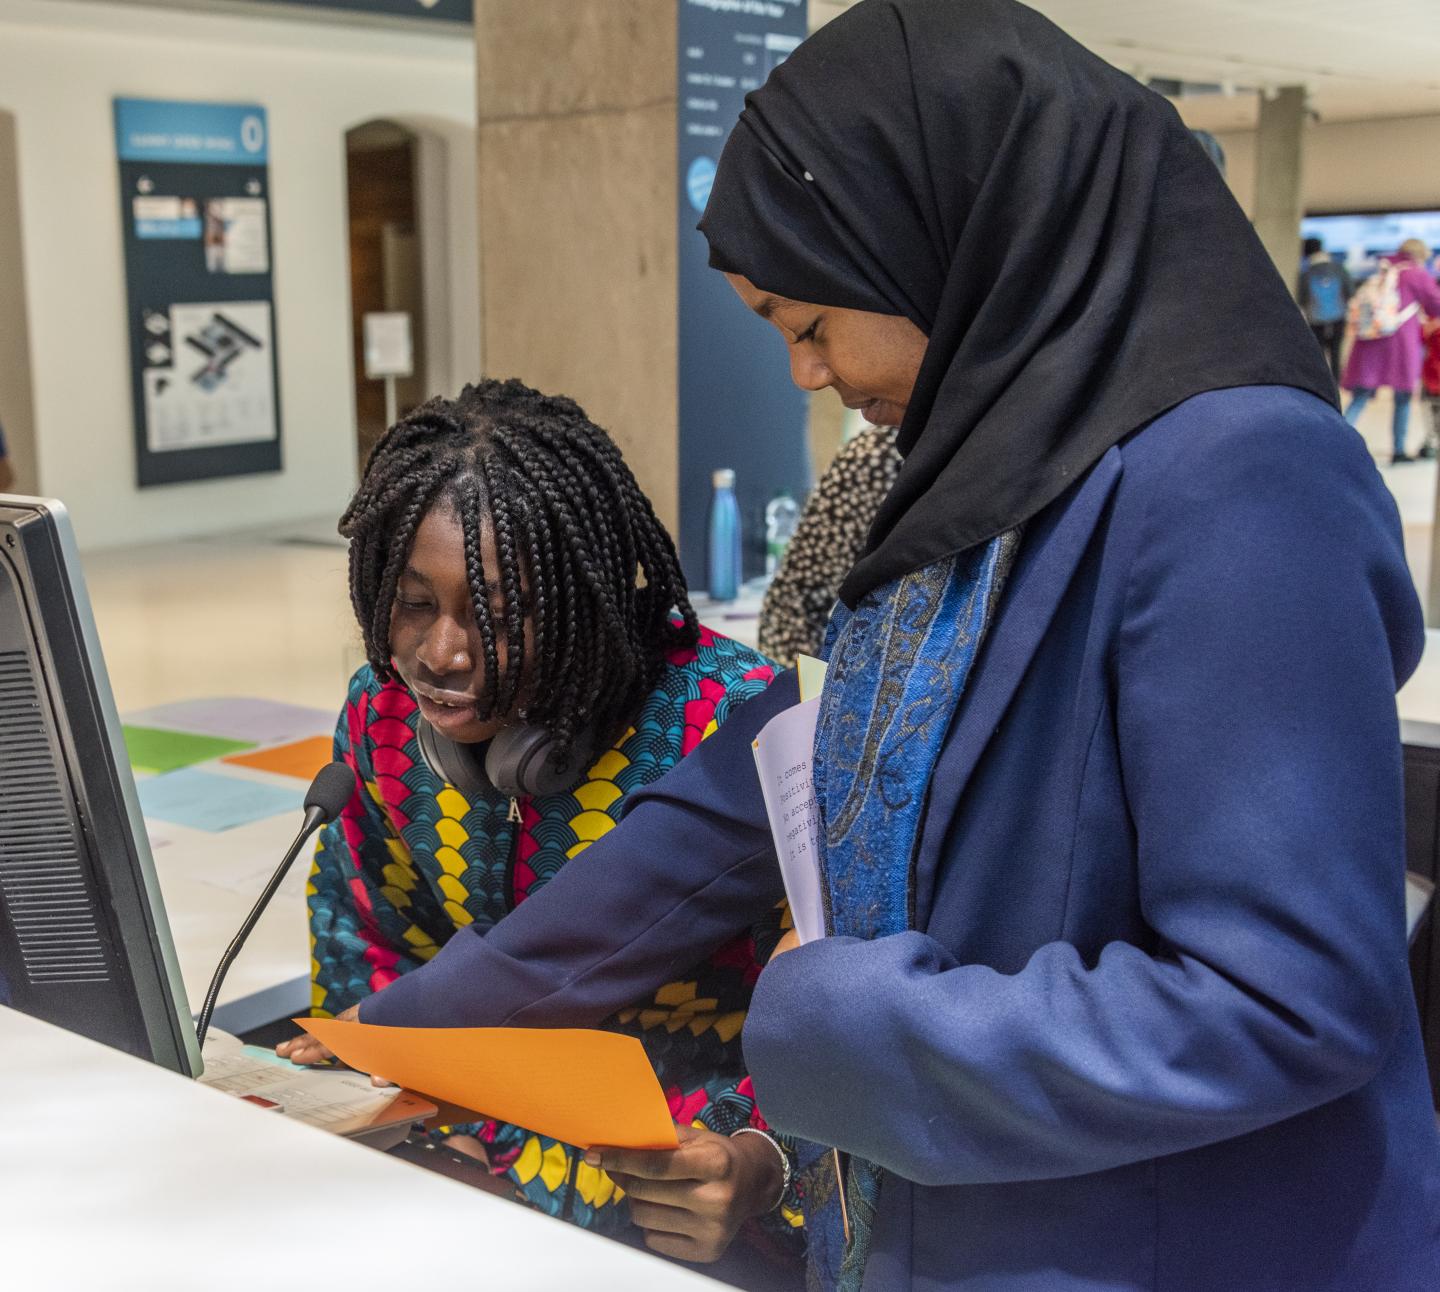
[345,121,428,472]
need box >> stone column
[473,0,679,532]
[1252,87,1308,295]
[0,110,38,494]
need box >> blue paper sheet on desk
[138,768,305,833]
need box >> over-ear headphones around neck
[415,718,599,800]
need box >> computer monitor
[0,495,201,1076]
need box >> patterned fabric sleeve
[690,903,805,1236]
[693,1074,805,1233]
[426,647,805,1245]
[335,643,804,1255]
[308,685,432,1017]
[433,1066,803,1238]
[425,839,802,1241]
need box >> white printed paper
[752,696,826,944]
[199,1031,421,1135]
[204,197,269,273]
[363,311,414,379]
[143,301,276,452]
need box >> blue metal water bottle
[707,468,741,602]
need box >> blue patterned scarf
[803,531,1020,1291]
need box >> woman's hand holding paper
[585,1124,784,1263]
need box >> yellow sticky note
[797,654,829,703]
[297,1018,678,1151]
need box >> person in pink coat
[1343,239,1440,463]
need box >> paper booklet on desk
[198,1030,437,1149]
[296,1019,680,1152]
[751,655,828,945]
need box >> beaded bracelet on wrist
[730,1126,792,1212]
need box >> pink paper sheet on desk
[298,1018,679,1151]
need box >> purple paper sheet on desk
[123,697,334,746]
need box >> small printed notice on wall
[204,198,270,275]
[114,98,283,487]
[362,312,414,380]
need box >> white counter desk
[0,1007,723,1292]
[1401,628,1440,734]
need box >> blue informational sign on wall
[115,100,269,166]
[215,0,472,24]
[114,98,283,488]
[677,0,810,586]
[686,155,718,214]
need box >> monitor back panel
[0,500,197,1073]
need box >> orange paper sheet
[223,736,334,782]
[296,1019,679,1151]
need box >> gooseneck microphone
[194,762,356,1050]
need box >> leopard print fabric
[758,424,903,666]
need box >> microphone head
[305,762,356,824]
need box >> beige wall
[808,388,845,478]
[473,0,679,532]
[1212,114,1440,218]
[0,0,474,548]
[0,110,37,494]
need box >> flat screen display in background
[676,0,812,585]
[1302,210,1440,282]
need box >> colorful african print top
[307,626,803,1239]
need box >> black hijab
[699,0,1336,608]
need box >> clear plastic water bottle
[707,468,741,602]
[764,490,800,577]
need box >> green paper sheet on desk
[123,724,255,774]
[298,1018,679,1151]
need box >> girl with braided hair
[275,378,801,1281]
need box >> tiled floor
[84,517,362,719]
[1344,392,1440,725]
[1352,391,1440,605]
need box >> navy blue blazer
[364,387,1440,1289]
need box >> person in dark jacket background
[1299,235,1354,382]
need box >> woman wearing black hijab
[341,2,1440,1287]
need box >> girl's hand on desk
[275,1002,359,1065]
[585,1124,785,1263]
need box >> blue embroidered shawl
[806,531,1020,1289]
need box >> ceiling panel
[811,0,1440,125]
